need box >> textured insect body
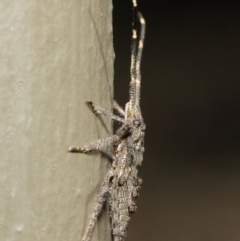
[69,1,145,241]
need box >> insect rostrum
[69,1,145,241]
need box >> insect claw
[68,146,83,153]
[85,100,97,115]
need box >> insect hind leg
[81,170,113,241]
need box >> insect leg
[85,100,128,125]
[69,134,120,153]
[113,100,125,118]
[81,170,113,241]
[98,150,116,163]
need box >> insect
[69,0,145,241]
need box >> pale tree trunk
[0,1,114,241]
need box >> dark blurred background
[112,1,240,240]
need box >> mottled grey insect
[69,1,146,241]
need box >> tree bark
[0,0,114,241]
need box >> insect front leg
[81,170,114,241]
[85,100,129,125]
[113,100,125,118]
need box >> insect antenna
[135,12,145,107]
[129,0,138,109]
[129,1,146,110]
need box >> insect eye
[133,119,141,126]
